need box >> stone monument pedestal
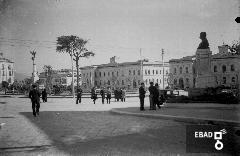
[195,49,215,88]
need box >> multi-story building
[0,53,14,85]
[169,44,240,89]
[80,57,169,91]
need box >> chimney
[218,45,228,54]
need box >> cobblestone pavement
[0,97,236,156]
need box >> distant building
[0,53,14,84]
[80,57,169,91]
[169,45,240,89]
[39,69,81,87]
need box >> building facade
[169,45,240,89]
[0,53,14,85]
[39,69,80,87]
[80,57,169,91]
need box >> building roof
[0,57,14,63]
[80,60,169,70]
[211,52,240,59]
[169,55,195,63]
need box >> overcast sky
[0,0,239,76]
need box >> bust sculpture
[197,32,209,49]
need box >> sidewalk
[111,103,240,126]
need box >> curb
[110,108,240,127]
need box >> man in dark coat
[100,87,105,104]
[29,84,41,117]
[139,83,146,111]
[148,82,156,110]
[76,88,82,104]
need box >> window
[129,70,131,75]
[222,65,226,73]
[108,72,110,76]
[145,70,147,75]
[159,79,161,84]
[186,78,189,83]
[174,79,177,85]
[149,79,151,83]
[180,67,182,74]
[152,70,154,75]
[122,80,124,85]
[62,78,67,84]
[231,65,235,71]
[112,72,114,76]
[104,72,105,77]
[232,77,236,83]
[108,80,110,85]
[117,71,119,76]
[99,72,101,77]
[148,70,150,75]
[117,80,119,85]
[223,77,226,84]
[9,71,11,76]
[138,80,140,85]
[8,65,11,70]
[2,64,4,70]
[174,68,176,74]
[100,80,102,86]
[157,79,158,83]
[156,70,158,74]
[133,70,135,75]
[214,66,217,72]
[3,71,5,76]
[145,79,148,85]
[185,67,189,73]
[95,72,97,77]
[166,70,168,74]
[138,70,140,75]
[160,70,162,74]
[90,72,91,77]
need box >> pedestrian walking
[91,87,97,104]
[29,84,41,117]
[148,82,156,110]
[139,83,146,111]
[106,87,112,104]
[154,83,161,109]
[121,88,126,102]
[76,88,82,104]
[100,87,106,104]
[41,88,47,102]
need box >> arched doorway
[179,78,184,89]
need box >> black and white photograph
[0,0,240,155]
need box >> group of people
[139,82,166,111]
[90,87,126,104]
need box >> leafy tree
[2,81,9,94]
[56,35,95,91]
[228,40,240,54]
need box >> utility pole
[71,50,75,98]
[140,48,143,82]
[162,49,165,89]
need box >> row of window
[83,70,142,78]
[145,78,168,85]
[221,77,236,84]
[145,69,168,75]
[90,79,141,87]
[174,67,189,74]
[213,64,235,73]
[1,64,12,70]
[1,71,13,76]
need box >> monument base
[195,74,216,88]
